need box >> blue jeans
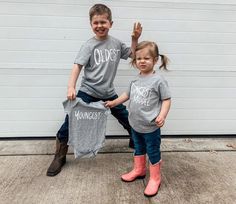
[57,91,131,142]
[131,128,161,165]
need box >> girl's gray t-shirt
[63,98,110,159]
[74,35,131,99]
[127,73,171,133]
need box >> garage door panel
[1,0,236,137]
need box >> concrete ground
[0,138,236,204]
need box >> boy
[46,4,142,176]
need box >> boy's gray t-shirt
[63,98,110,159]
[126,73,171,133]
[74,35,131,98]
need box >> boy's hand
[155,115,165,128]
[104,100,116,108]
[67,87,76,100]
[132,22,142,40]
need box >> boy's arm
[67,64,83,100]
[130,22,142,58]
[155,99,171,127]
[105,92,129,108]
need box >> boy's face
[90,14,113,40]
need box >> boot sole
[121,175,146,182]
[47,169,61,177]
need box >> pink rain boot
[121,155,146,182]
[144,160,162,197]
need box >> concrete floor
[0,138,236,204]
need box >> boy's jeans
[131,128,161,165]
[57,91,131,142]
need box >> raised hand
[132,22,142,40]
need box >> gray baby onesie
[63,98,110,159]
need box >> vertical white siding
[0,0,236,137]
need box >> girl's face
[135,47,157,75]
[90,14,113,40]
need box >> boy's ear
[110,21,113,27]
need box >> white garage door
[1,0,236,137]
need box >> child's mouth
[97,29,105,34]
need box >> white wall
[1,0,236,137]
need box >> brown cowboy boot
[46,138,68,176]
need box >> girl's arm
[155,99,171,128]
[105,92,129,108]
[67,64,83,100]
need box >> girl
[105,41,171,197]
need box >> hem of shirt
[161,96,171,100]
[79,87,116,99]
[130,124,160,134]
[70,143,105,159]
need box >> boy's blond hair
[89,4,112,22]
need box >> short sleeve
[74,43,91,65]
[120,41,131,60]
[126,81,133,97]
[158,78,171,100]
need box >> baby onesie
[63,98,110,159]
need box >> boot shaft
[55,138,68,158]
[149,160,162,180]
[134,155,146,170]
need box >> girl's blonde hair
[131,41,169,70]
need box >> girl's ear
[154,57,158,64]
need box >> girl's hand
[104,100,116,108]
[132,22,142,40]
[67,87,76,100]
[155,115,165,128]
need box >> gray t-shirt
[127,73,171,133]
[74,35,131,98]
[63,98,110,159]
